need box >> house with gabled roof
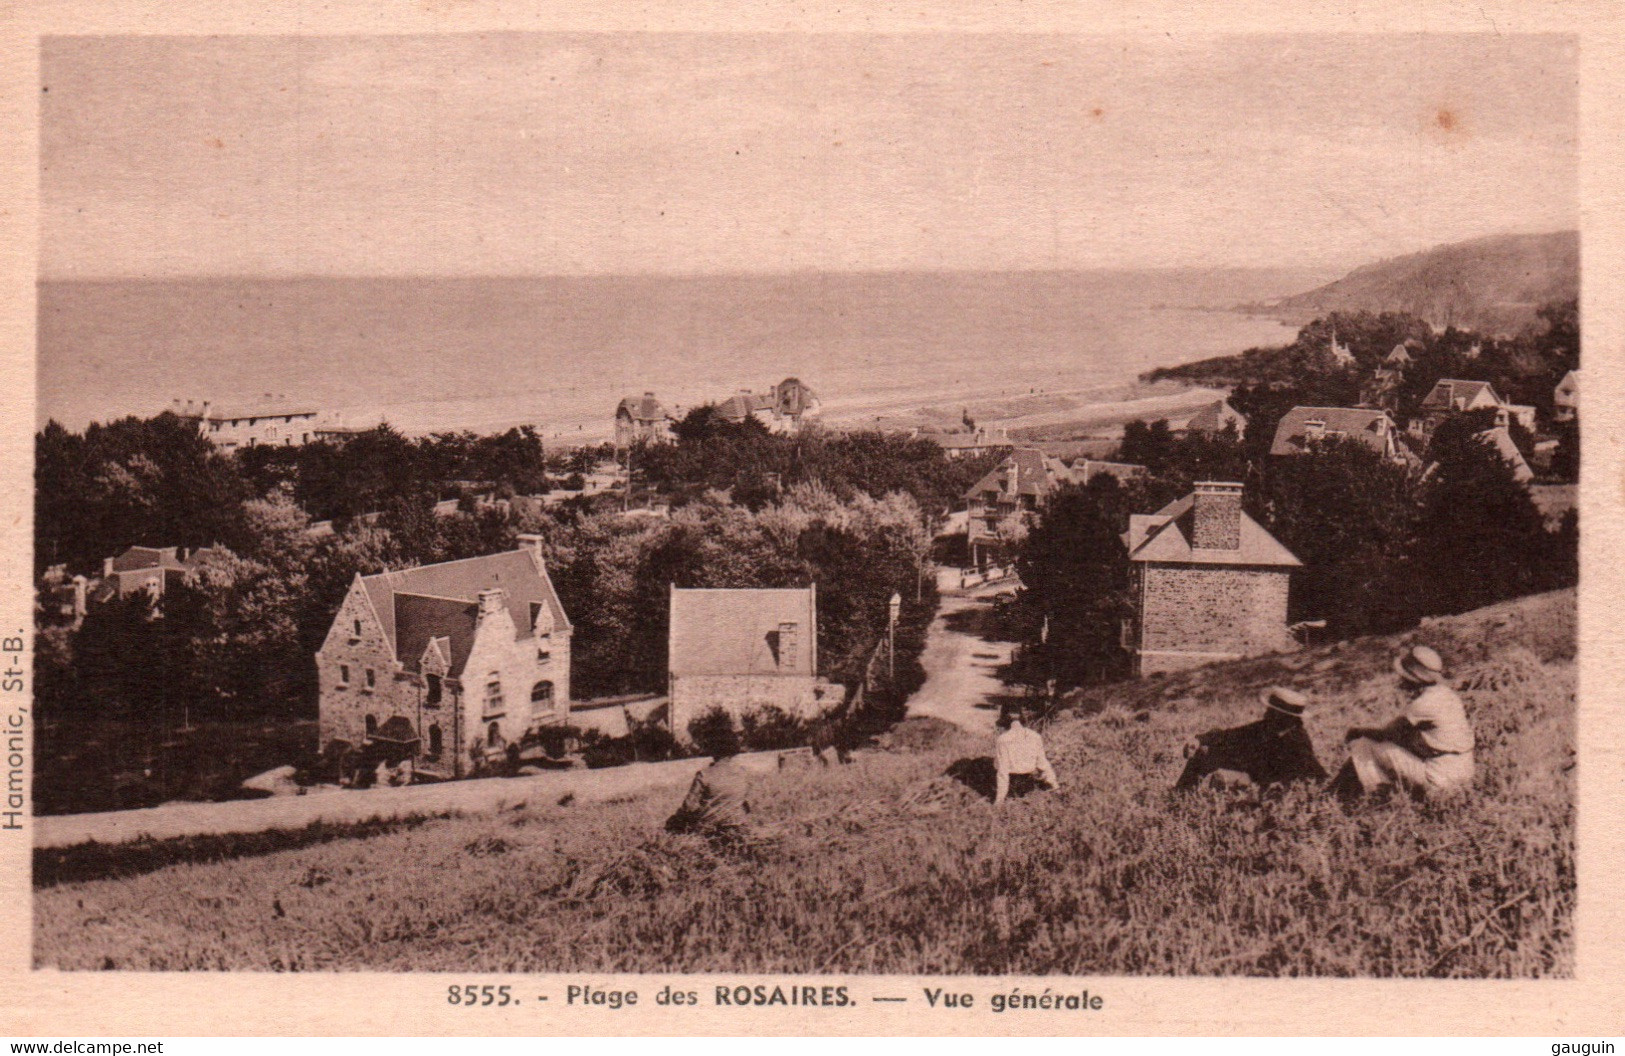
[90,544,224,606]
[1180,398,1248,439]
[615,392,673,446]
[963,447,1075,569]
[315,534,572,779]
[714,377,822,434]
[667,586,841,740]
[1121,482,1301,676]
[1270,406,1407,463]
[172,397,321,451]
[1554,370,1579,422]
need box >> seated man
[666,727,756,840]
[1328,645,1475,800]
[1176,686,1327,791]
[994,705,1060,805]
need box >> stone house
[667,586,840,740]
[1121,481,1301,676]
[1270,406,1408,463]
[173,397,321,452]
[315,534,572,779]
[963,447,1073,569]
[615,392,673,447]
[90,545,223,605]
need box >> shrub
[739,704,807,752]
[687,706,740,758]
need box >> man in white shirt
[1328,644,1476,799]
[994,705,1060,805]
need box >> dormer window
[425,674,442,706]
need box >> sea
[36,270,1319,441]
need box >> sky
[39,33,1578,278]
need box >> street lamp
[888,591,902,681]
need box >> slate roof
[1269,407,1397,458]
[669,587,817,678]
[1183,399,1247,434]
[359,549,570,677]
[964,448,1073,501]
[716,392,776,422]
[617,393,668,422]
[111,546,187,573]
[1420,379,1501,412]
[1477,427,1534,484]
[1124,494,1301,568]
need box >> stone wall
[669,673,832,742]
[316,579,411,750]
[1138,563,1293,674]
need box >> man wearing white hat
[1176,686,1327,791]
[1329,644,1476,799]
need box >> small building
[667,586,840,740]
[315,534,572,780]
[615,392,673,447]
[1180,399,1248,439]
[1121,482,1301,676]
[714,377,822,434]
[964,447,1075,569]
[39,565,90,627]
[935,427,1015,459]
[1475,426,1535,484]
[173,397,321,451]
[1073,460,1148,485]
[1269,406,1406,463]
[1411,378,1504,440]
[1554,370,1579,422]
[91,545,222,605]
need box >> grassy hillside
[35,590,1573,977]
[1257,231,1577,336]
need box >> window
[425,674,442,706]
[488,722,504,749]
[364,668,376,691]
[531,681,555,708]
[350,618,362,641]
[427,724,443,759]
[484,673,504,715]
[338,664,351,687]
[365,714,378,737]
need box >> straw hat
[1260,686,1308,717]
[1394,644,1446,686]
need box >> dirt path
[34,756,712,850]
[904,572,1021,734]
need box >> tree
[1253,438,1421,636]
[1013,475,1139,688]
[1412,423,1562,616]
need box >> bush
[687,706,740,758]
[739,704,807,752]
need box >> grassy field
[34,590,1573,976]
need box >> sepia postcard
[2,0,1623,1038]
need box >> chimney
[516,533,546,573]
[1191,481,1243,551]
[103,556,115,577]
[477,587,507,622]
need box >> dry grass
[34,590,1574,976]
